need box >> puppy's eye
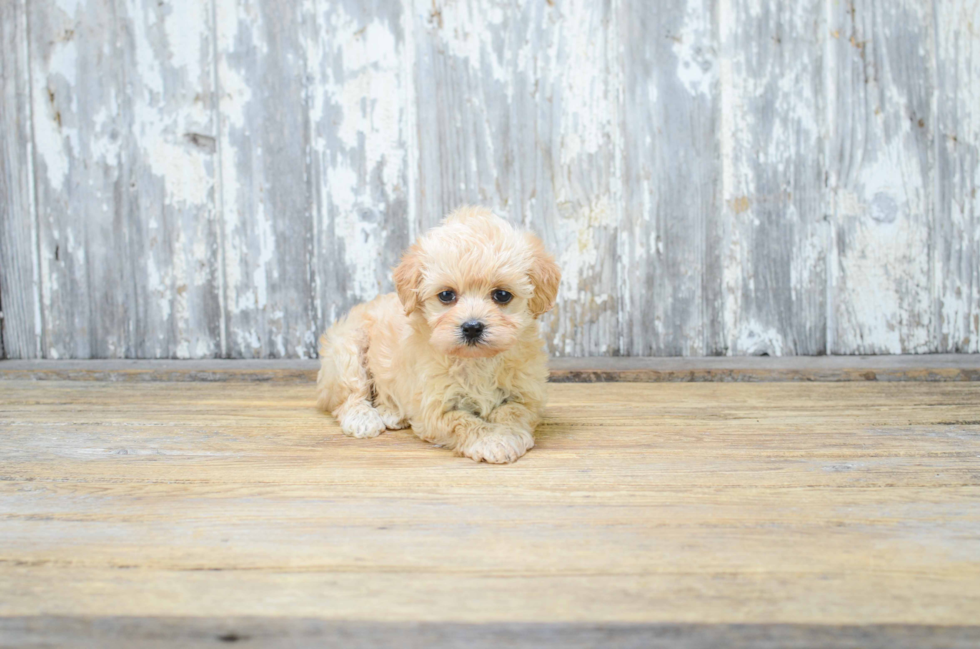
[437,290,456,304]
[491,289,513,304]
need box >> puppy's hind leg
[316,313,386,439]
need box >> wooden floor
[1,375,979,646]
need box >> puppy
[316,206,561,463]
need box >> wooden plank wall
[1,0,978,359]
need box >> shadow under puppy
[316,206,561,463]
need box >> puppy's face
[393,207,560,359]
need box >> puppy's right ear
[393,245,424,315]
[525,232,561,318]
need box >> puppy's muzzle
[460,320,485,345]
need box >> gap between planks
[0,618,978,649]
[0,354,978,383]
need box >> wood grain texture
[620,0,718,356]
[0,0,40,359]
[934,0,980,354]
[719,0,827,355]
[214,0,318,358]
[309,0,414,334]
[3,0,980,359]
[27,0,221,359]
[827,0,936,354]
[0,379,979,641]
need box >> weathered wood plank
[412,0,623,356]
[934,0,980,353]
[827,0,936,354]
[717,0,827,355]
[0,0,40,359]
[619,0,718,356]
[1,380,979,632]
[308,0,414,331]
[28,0,221,359]
[2,355,979,383]
[214,0,318,358]
[38,0,118,359]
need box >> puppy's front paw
[339,403,386,438]
[459,427,534,464]
[375,404,409,430]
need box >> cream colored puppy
[316,206,561,463]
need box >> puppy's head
[393,206,560,358]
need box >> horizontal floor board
[1,379,978,647]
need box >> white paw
[339,404,386,439]
[459,427,534,464]
[375,404,409,430]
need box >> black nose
[460,320,485,342]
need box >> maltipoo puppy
[316,206,561,463]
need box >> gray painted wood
[215,0,318,358]
[29,0,120,359]
[310,0,414,338]
[0,0,40,359]
[934,0,980,354]
[827,0,936,354]
[719,0,828,355]
[620,0,718,356]
[1,0,978,358]
[27,0,221,359]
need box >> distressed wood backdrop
[1,0,978,359]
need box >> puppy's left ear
[393,244,424,315]
[525,232,561,318]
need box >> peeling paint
[934,0,980,353]
[673,0,716,97]
[316,3,407,303]
[6,0,978,359]
[829,0,935,354]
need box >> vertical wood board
[27,0,220,359]
[0,0,41,359]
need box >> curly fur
[316,206,561,463]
